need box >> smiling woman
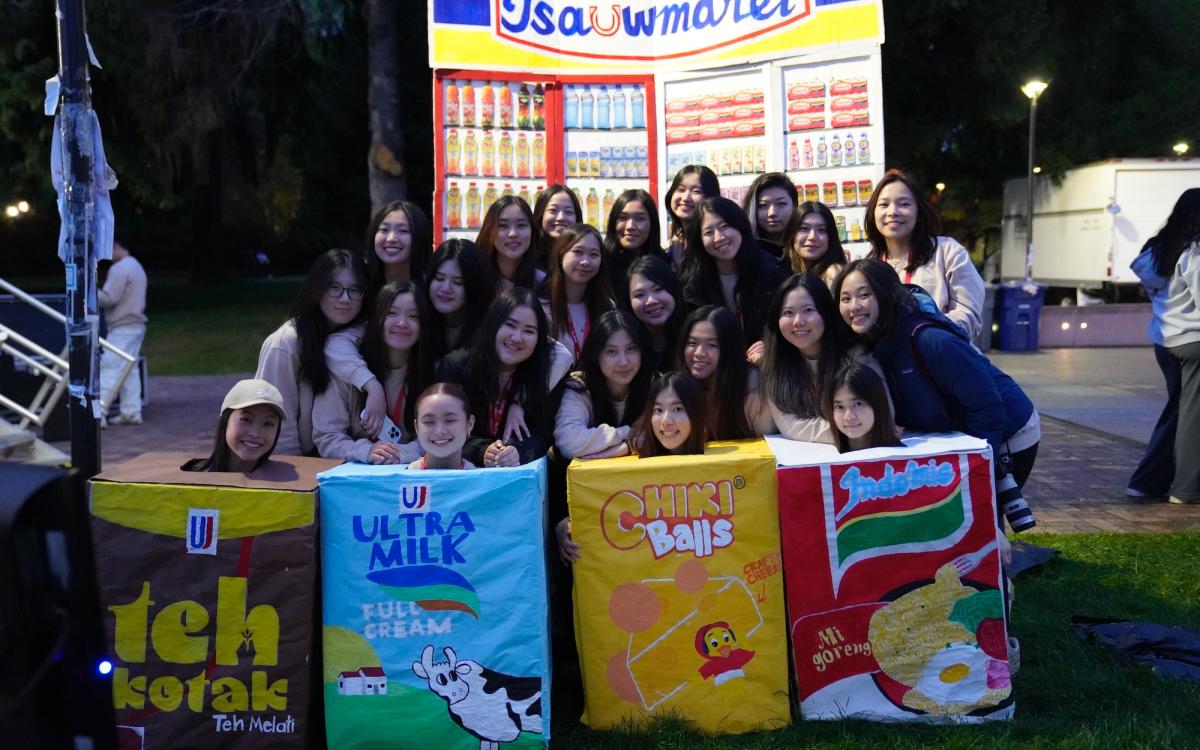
[182,378,288,472]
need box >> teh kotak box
[770,434,1014,723]
[568,440,789,733]
[89,452,338,749]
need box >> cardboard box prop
[769,434,1013,722]
[89,452,338,749]
[568,440,789,733]
[318,460,550,749]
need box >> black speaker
[0,463,116,749]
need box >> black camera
[997,457,1036,532]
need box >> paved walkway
[55,350,1200,534]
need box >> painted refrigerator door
[569,440,789,733]
[319,461,550,749]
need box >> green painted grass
[142,277,301,375]
[552,532,1200,749]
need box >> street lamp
[1173,142,1189,156]
[4,205,18,218]
[935,182,946,192]
[16,200,29,213]
[1021,79,1048,282]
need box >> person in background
[742,172,798,260]
[785,201,847,288]
[1127,188,1200,505]
[478,195,542,292]
[603,188,668,289]
[541,224,615,366]
[257,249,370,456]
[424,238,495,365]
[625,254,687,375]
[864,169,985,340]
[182,379,286,472]
[533,184,584,270]
[682,196,788,346]
[365,200,432,291]
[664,165,720,270]
[98,237,148,427]
[312,281,431,464]
[678,305,773,439]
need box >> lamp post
[1021,79,1048,283]
[1173,142,1189,156]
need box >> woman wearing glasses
[255,248,371,456]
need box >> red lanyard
[564,308,589,362]
[419,455,467,470]
[390,383,408,426]
[903,268,914,284]
[487,378,514,436]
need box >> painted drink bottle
[830,135,842,166]
[516,132,530,178]
[444,80,459,127]
[517,85,531,129]
[630,85,645,128]
[446,182,462,228]
[532,84,545,130]
[532,132,545,178]
[466,182,481,228]
[445,129,460,174]
[498,83,513,128]
[499,131,514,177]
[858,132,870,163]
[481,130,495,176]
[585,188,600,228]
[461,80,476,127]
[612,85,626,128]
[596,86,610,129]
[565,86,579,129]
[463,130,479,175]
[580,86,595,129]
[483,181,498,207]
[816,135,828,167]
[480,81,495,129]
[803,137,813,168]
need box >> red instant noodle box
[769,434,1014,723]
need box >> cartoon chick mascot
[695,621,755,686]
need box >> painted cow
[412,644,543,750]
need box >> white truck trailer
[999,159,1200,299]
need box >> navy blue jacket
[871,302,1035,458]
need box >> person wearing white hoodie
[1127,189,1200,504]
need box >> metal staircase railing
[0,276,136,433]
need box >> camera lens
[997,474,1036,532]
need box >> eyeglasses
[325,283,365,301]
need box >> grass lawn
[551,532,1200,749]
[142,276,302,375]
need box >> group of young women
[185,166,1044,722]
[190,165,1039,534]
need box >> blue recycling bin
[996,282,1047,351]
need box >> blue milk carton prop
[318,461,550,749]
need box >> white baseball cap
[221,379,288,420]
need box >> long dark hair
[359,281,434,435]
[832,258,909,344]
[604,189,663,258]
[682,197,764,319]
[533,184,583,268]
[741,172,797,241]
[365,201,432,289]
[477,195,537,290]
[625,254,686,356]
[761,273,847,417]
[1148,188,1200,276]
[463,287,554,435]
[190,408,280,472]
[665,164,720,239]
[864,169,941,272]
[785,201,847,278]
[677,305,752,440]
[636,371,707,457]
[822,364,903,453]
[291,248,370,395]
[573,310,652,429]
[424,239,495,358]
[544,224,615,344]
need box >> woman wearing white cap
[183,378,288,472]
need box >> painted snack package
[319,460,550,749]
[769,434,1014,723]
[568,440,789,733]
[89,453,338,749]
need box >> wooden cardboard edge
[92,452,343,491]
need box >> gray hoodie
[1134,242,1200,347]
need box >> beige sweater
[886,236,985,340]
[98,255,147,328]
[312,366,421,464]
[553,376,630,458]
[254,321,313,456]
[767,347,891,444]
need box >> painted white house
[337,666,388,695]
